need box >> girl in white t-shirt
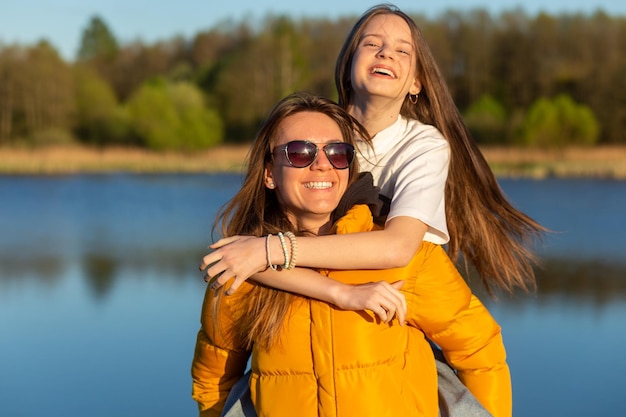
[199,5,546,416]
[201,4,545,320]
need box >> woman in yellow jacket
[191,93,510,417]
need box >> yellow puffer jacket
[192,204,511,417]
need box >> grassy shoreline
[1,144,626,179]
[0,145,250,175]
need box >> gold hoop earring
[409,94,419,105]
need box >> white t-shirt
[357,115,450,244]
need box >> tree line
[1,8,624,151]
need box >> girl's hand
[333,280,407,325]
[199,235,267,292]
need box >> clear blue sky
[1,0,624,61]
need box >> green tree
[77,16,119,61]
[6,41,75,145]
[435,10,495,108]
[108,39,189,101]
[169,82,223,150]
[126,79,223,151]
[73,65,130,145]
[602,63,626,144]
[289,18,351,100]
[213,16,310,141]
[491,10,539,110]
[0,46,19,144]
[463,94,507,144]
[521,94,599,147]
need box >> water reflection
[535,258,626,305]
[82,253,118,300]
[0,247,205,300]
[469,257,626,307]
[0,256,65,296]
[3,248,625,307]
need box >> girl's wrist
[267,233,297,270]
[271,235,286,266]
[264,234,287,269]
[326,280,350,308]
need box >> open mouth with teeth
[371,67,396,78]
[303,182,333,189]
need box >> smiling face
[349,13,421,106]
[264,111,351,234]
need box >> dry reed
[0,145,249,175]
[1,144,625,178]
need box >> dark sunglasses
[272,140,355,170]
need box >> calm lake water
[1,174,625,417]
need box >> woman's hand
[199,235,267,292]
[333,280,407,325]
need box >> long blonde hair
[336,4,546,294]
[213,92,368,350]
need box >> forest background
[1,8,625,177]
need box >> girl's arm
[200,216,425,285]
[200,216,426,321]
[243,267,408,324]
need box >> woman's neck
[290,216,332,236]
[348,96,402,137]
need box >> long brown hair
[213,92,368,350]
[336,4,546,294]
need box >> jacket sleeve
[191,284,251,417]
[404,243,512,417]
